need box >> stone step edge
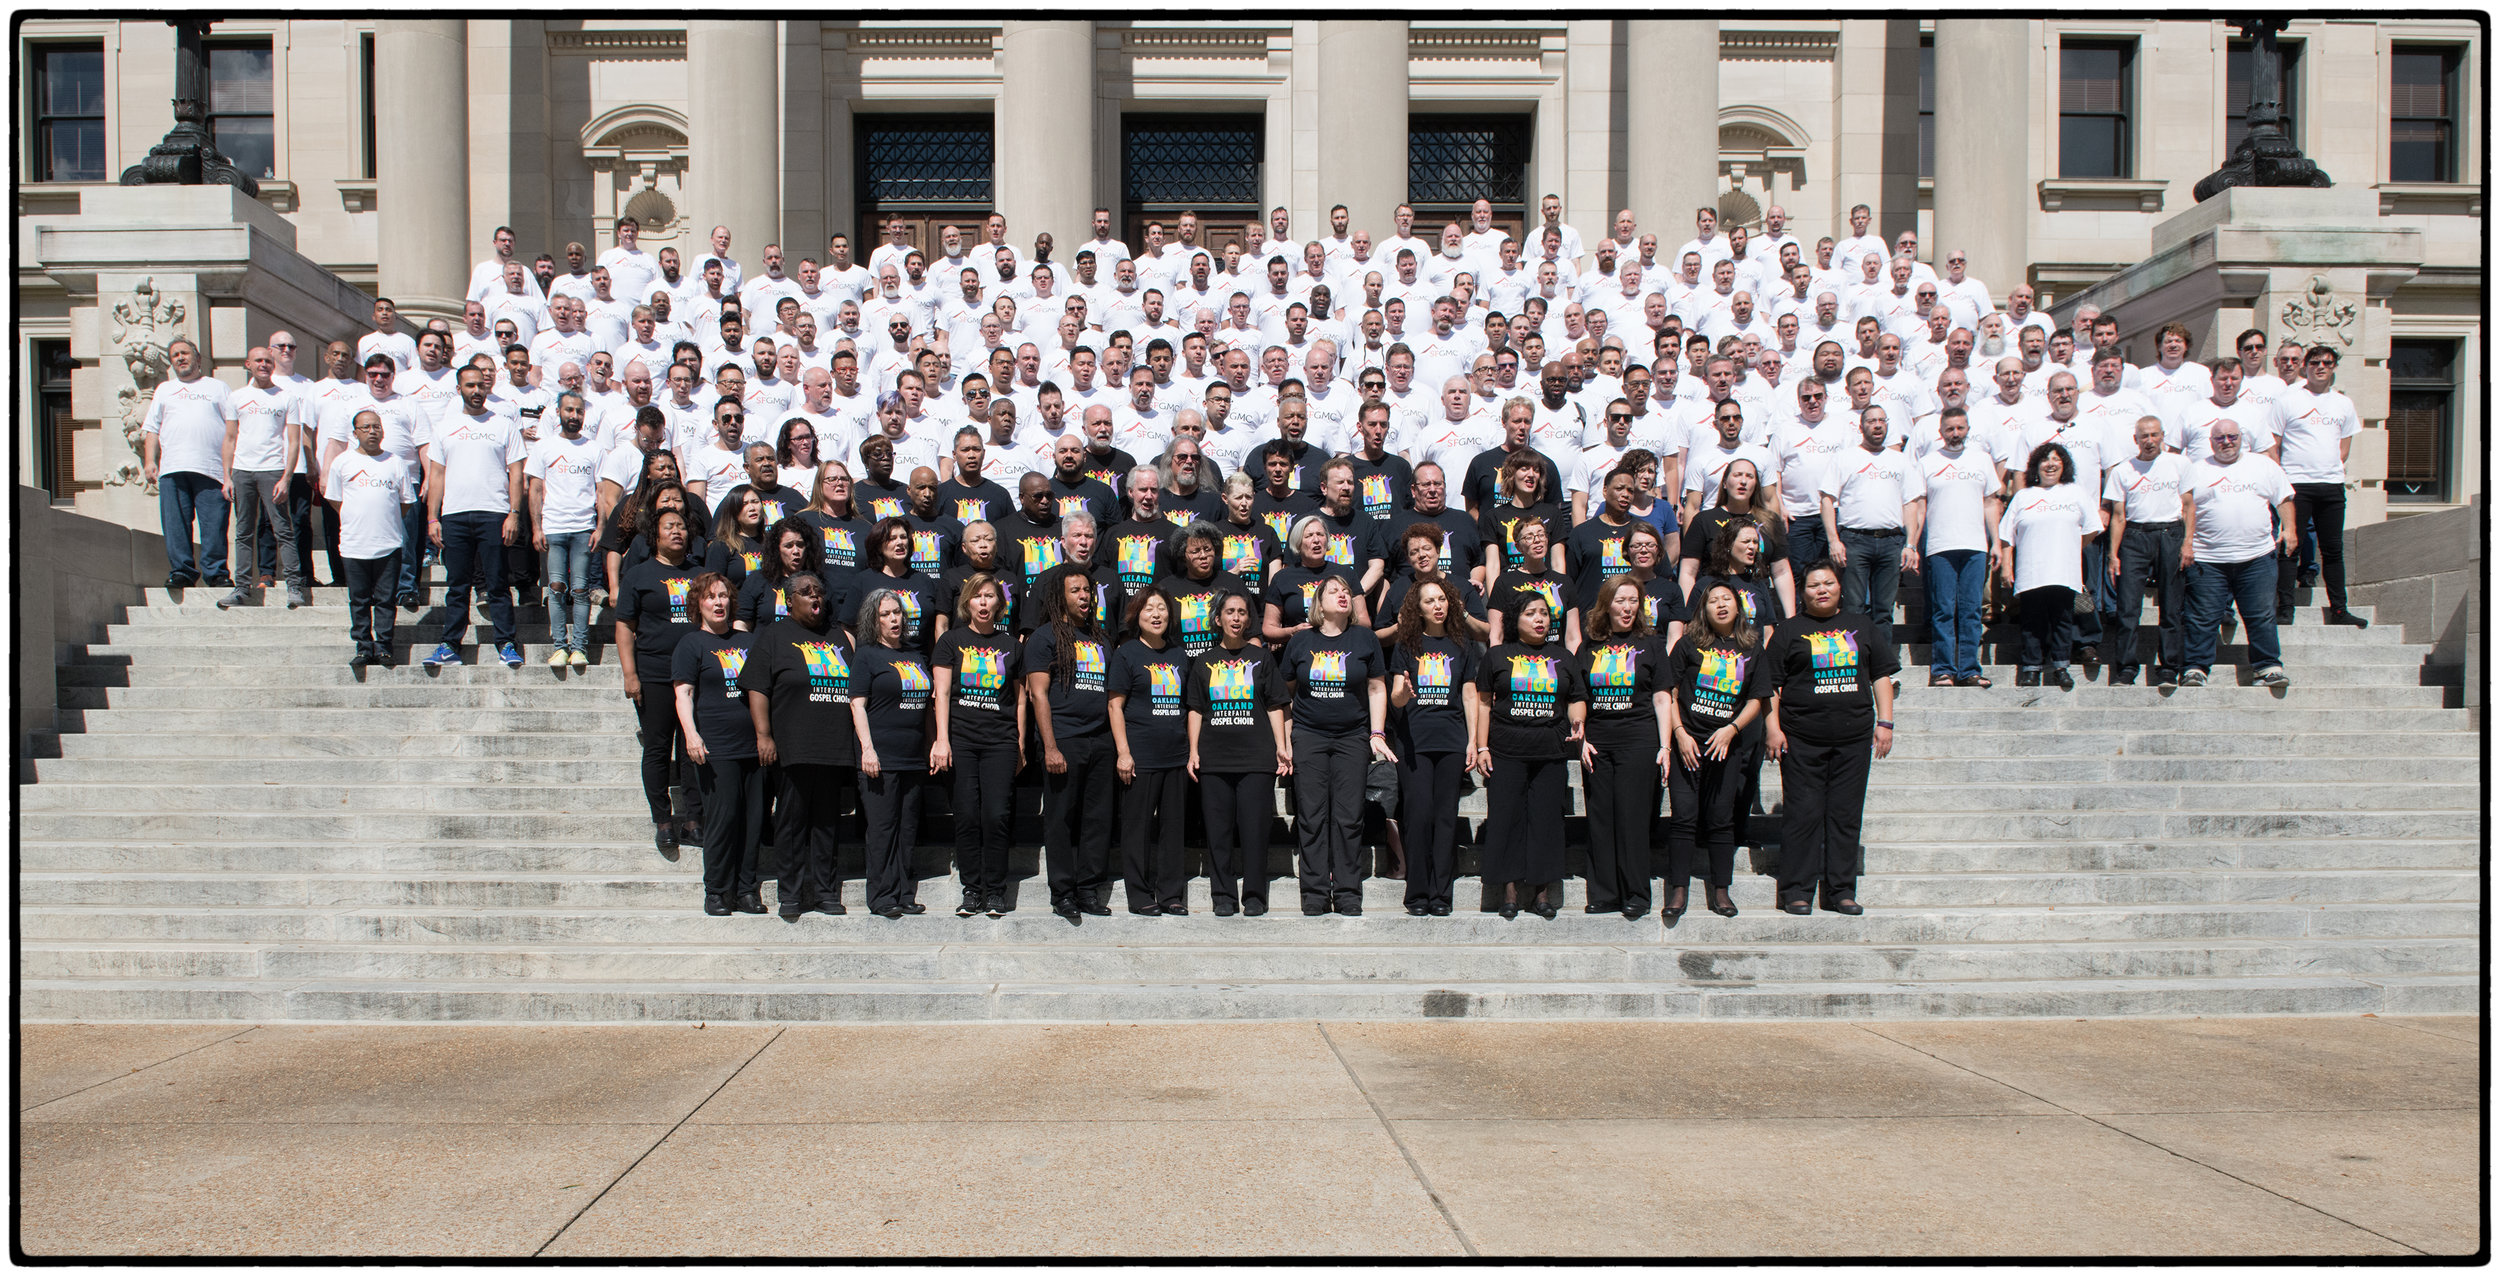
[20,867,2483,885]
[17,901,2483,920]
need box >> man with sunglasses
[2270,346,2368,628]
[685,399,751,514]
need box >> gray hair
[857,588,913,647]
[1056,511,1097,538]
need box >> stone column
[686,21,782,253]
[375,20,470,322]
[995,22,1095,249]
[1316,22,1409,240]
[1933,21,2031,303]
[1625,21,1719,239]
[1834,19,1922,243]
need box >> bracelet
[1370,730,1387,738]
[1874,719,1894,729]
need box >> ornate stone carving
[105,278,189,491]
[2279,275,2357,351]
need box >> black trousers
[632,682,703,825]
[1291,729,1369,910]
[2017,585,2079,671]
[305,495,344,585]
[343,551,399,658]
[2277,482,2349,612]
[859,768,924,912]
[1396,750,1465,911]
[1583,739,1660,912]
[1667,738,1757,890]
[1119,766,1189,911]
[1201,770,1276,910]
[437,510,516,647]
[950,741,1018,898]
[1480,754,1569,888]
[2112,521,2185,675]
[776,763,852,908]
[1042,732,1115,904]
[1777,736,1873,905]
[695,754,767,898]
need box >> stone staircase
[19,567,2481,1022]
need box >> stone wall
[2343,498,2483,713]
[16,487,167,758]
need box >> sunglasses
[720,413,746,422]
[1606,414,1631,423]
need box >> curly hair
[756,516,825,585]
[2024,441,2077,489]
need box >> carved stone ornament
[107,278,189,491]
[2279,275,2358,351]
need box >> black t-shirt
[1280,625,1386,738]
[938,558,1015,623]
[1214,521,1282,597]
[934,476,1014,527]
[1488,568,1576,633]
[1108,638,1191,770]
[1687,572,1778,632]
[1388,634,1476,755]
[1261,439,1325,494]
[1461,443,1564,515]
[1379,571,1488,628]
[618,556,702,686]
[1266,561,1366,630]
[854,475,912,522]
[601,502,711,556]
[1250,487,1321,546]
[1186,642,1285,773]
[1577,633,1665,749]
[1077,447,1136,498]
[704,537,764,591]
[852,643,934,770]
[1665,633,1775,742]
[1153,571,1253,657]
[1565,515,1641,606]
[1015,563,1126,641]
[1762,610,1901,745]
[736,618,859,766]
[835,568,943,656]
[1477,640,1586,760]
[1638,574,1690,630]
[1159,486,1225,528]
[750,484,804,531]
[900,512,963,575]
[1345,452,1416,521]
[1047,473,1120,527]
[796,509,871,574]
[1023,623,1113,740]
[1311,506,1380,575]
[1478,501,1567,574]
[1381,507,1481,580]
[671,628,759,760]
[999,513,1071,624]
[736,568,824,630]
[1106,519,1177,593]
[933,625,1022,752]
[1682,506,1788,569]
[617,532,713,582]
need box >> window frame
[2384,337,2460,504]
[32,338,78,497]
[1918,34,1935,180]
[202,36,276,182]
[28,39,108,183]
[359,31,376,181]
[2056,37,2137,180]
[2388,43,2465,184]
[2225,36,2302,155]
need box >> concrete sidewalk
[17,1016,2481,1258]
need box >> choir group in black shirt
[631,441,1897,923]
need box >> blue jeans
[396,472,427,598]
[2077,537,2112,646]
[1838,527,1903,624]
[2187,555,2282,673]
[543,530,595,653]
[439,511,516,647]
[159,471,230,582]
[1923,548,1986,680]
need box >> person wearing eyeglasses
[2269,345,2368,629]
[684,398,750,515]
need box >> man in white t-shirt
[2270,344,2368,627]
[358,298,418,374]
[684,397,752,515]
[2179,419,2297,687]
[218,345,310,608]
[422,365,528,667]
[140,337,239,588]
[1917,405,2004,686]
[597,217,661,308]
[528,390,605,665]
[1832,204,1886,278]
[2101,414,2192,686]
[325,407,420,667]
[1681,397,1779,521]
[1817,403,1921,624]
[467,226,544,305]
[2179,356,2282,466]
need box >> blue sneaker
[421,643,462,668]
[497,642,524,669]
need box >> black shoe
[2015,669,2040,687]
[1303,904,1332,917]
[369,652,397,668]
[2325,608,2370,629]
[1214,902,1240,917]
[654,822,678,853]
[1663,887,1689,922]
[1430,902,1452,916]
[166,573,197,590]
[877,905,905,919]
[1622,907,1647,921]
[812,898,846,916]
[398,593,422,612]
[201,574,233,589]
[1131,903,1161,917]
[1498,904,1519,920]
[2275,605,2296,626]
[900,902,926,915]
[703,894,731,916]
[2052,668,2075,691]
[1336,901,1362,917]
[1406,904,1431,917]
[1243,900,1267,917]
[2111,666,2140,686]
[779,905,808,921]
[986,892,1009,917]
[1531,902,1558,920]
[348,652,371,670]
[1077,898,1111,917]
[2298,570,2321,588]
[1709,888,1740,918]
[2077,644,2100,666]
[1828,896,1865,916]
[1052,899,1081,920]
[734,891,766,915]
[1583,903,1612,914]
[957,894,982,917]
[1781,899,1813,916]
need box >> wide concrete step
[16,972,2479,1024]
[19,867,2478,911]
[58,662,628,689]
[53,730,626,760]
[18,934,2476,986]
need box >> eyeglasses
[1606,414,1631,423]
[271,342,296,350]
[720,413,746,422]
[788,431,816,443]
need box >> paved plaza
[16,1015,2481,1258]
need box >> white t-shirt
[2185,453,2291,564]
[2102,451,2190,527]
[1772,418,1858,520]
[527,431,604,535]
[1817,446,1917,530]
[687,440,752,513]
[2178,395,2281,466]
[227,383,296,475]
[598,441,652,499]
[358,331,418,375]
[597,247,661,309]
[1918,446,1998,554]
[1682,441,1779,502]
[2021,412,2116,498]
[142,375,235,480]
[428,409,524,516]
[324,449,418,558]
[2273,385,2361,484]
[1996,482,2102,594]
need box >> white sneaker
[546,647,570,668]
[2251,666,2291,688]
[2179,669,2209,687]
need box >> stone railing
[2344,495,2482,713]
[16,487,166,761]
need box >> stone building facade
[16,17,2483,523]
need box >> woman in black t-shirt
[706,485,766,590]
[1280,574,1393,917]
[939,520,1014,635]
[1678,457,1793,613]
[1488,517,1582,649]
[841,516,946,658]
[1686,517,1784,634]
[1264,514,1370,646]
[1186,591,1289,916]
[1477,452,1567,580]
[1376,522,1488,645]
[1621,521,1687,642]
[739,571,857,918]
[1215,474,1282,599]
[1108,587,1194,915]
[931,570,1023,917]
[1764,563,1900,916]
[617,506,705,851]
[851,587,935,918]
[1024,565,1117,919]
[607,479,712,601]
[1575,576,1672,920]
[796,462,869,577]
[737,517,825,631]
[1152,521,1253,658]
[1472,593,1588,919]
[671,572,763,916]
[1663,581,1773,921]
[1386,576,1480,917]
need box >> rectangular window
[1408,113,1532,236]
[30,42,107,182]
[360,33,376,180]
[33,339,77,497]
[2390,45,2462,182]
[1121,114,1264,253]
[2059,39,2135,179]
[206,40,275,181]
[1918,35,1935,179]
[2226,38,2302,154]
[2385,338,2458,503]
